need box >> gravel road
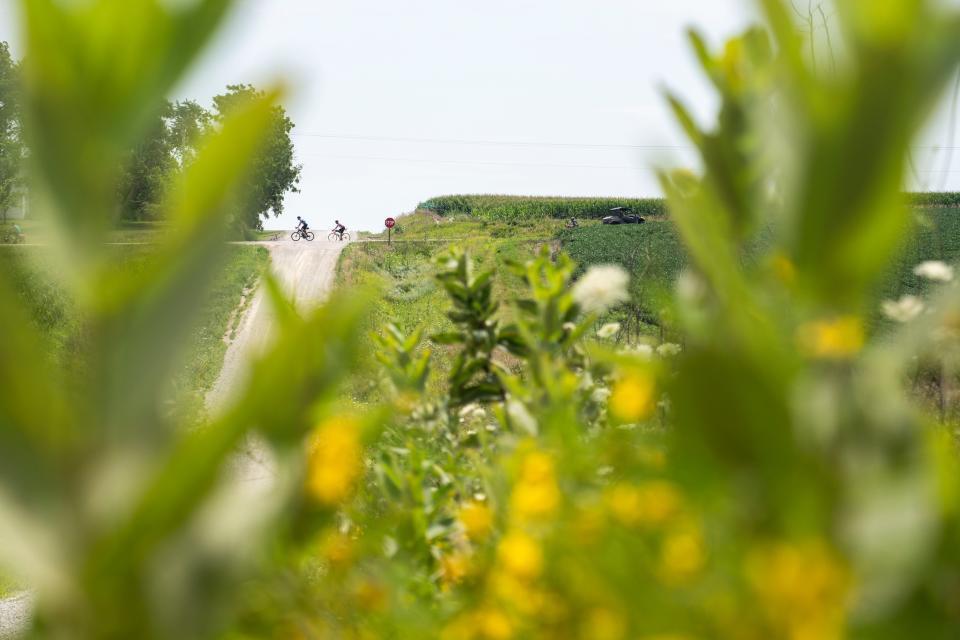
[207,238,347,411]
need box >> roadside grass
[171,245,270,418]
[0,570,19,597]
[254,229,287,241]
[1,219,170,244]
[344,208,960,376]
[338,215,558,401]
[0,244,269,419]
[1,220,295,244]
[364,210,563,242]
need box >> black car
[601,207,645,225]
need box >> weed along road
[0,237,348,638]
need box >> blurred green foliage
[0,1,369,638]
[5,0,960,639]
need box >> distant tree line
[0,41,301,231]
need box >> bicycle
[328,231,351,242]
[291,228,315,241]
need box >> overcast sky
[1,0,959,231]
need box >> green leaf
[91,90,283,444]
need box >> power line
[292,132,960,153]
[292,133,691,151]
[298,152,960,174]
[298,152,660,170]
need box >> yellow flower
[441,552,471,587]
[797,316,864,360]
[394,390,419,414]
[510,451,560,521]
[441,614,474,640]
[609,370,657,422]
[320,531,355,570]
[572,503,607,546]
[605,481,682,528]
[306,415,363,505]
[770,252,797,284]
[497,531,543,581]
[658,523,706,585]
[459,501,494,540]
[637,446,667,470]
[746,540,850,640]
[489,570,549,616]
[354,579,388,612]
[476,607,513,640]
[444,607,514,640]
[581,607,627,640]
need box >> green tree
[0,41,23,223]
[118,101,175,221]
[213,84,301,230]
[168,99,212,168]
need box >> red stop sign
[385,217,396,229]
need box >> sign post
[385,217,396,245]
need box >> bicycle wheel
[291,231,301,241]
[341,232,351,242]
[328,232,338,242]
[305,231,316,241]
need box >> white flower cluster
[458,403,486,423]
[881,295,924,323]
[591,386,612,403]
[914,260,954,283]
[573,265,630,313]
[597,322,621,339]
[615,342,681,359]
[630,344,654,358]
[657,343,682,357]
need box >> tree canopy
[0,42,302,230]
[213,84,301,231]
[0,41,24,222]
[118,103,175,221]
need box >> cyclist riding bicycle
[333,219,346,239]
[296,216,309,236]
